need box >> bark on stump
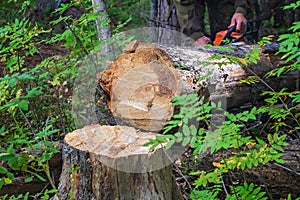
[98,40,298,132]
[57,125,183,200]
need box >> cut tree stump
[98,40,298,132]
[56,125,183,200]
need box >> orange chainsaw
[213,20,259,46]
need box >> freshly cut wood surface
[65,124,159,159]
[98,40,183,132]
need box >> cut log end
[98,41,184,131]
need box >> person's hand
[194,36,211,46]
[228,13,247,32]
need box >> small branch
[19,107,35,135]
[272,162,300,176]
[221,177,229,195]
[162,147,193,192]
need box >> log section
[98,40,298,132]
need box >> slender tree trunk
[149,0,158,27]
[91,0,113,59]
[91,0,111,40]
[149,0,179,30]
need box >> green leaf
[182,124,190,136]
[241,161,246,170]
[18,100,29,111]
[174,132,183,138]
[267,134,273,143]
[24,176,33,183]
[271,144,284,152]
[253,186,261,195]
[0,178,4,189]
[182,137,190,146]
[8,77,17,87]
[17,73,35,81]
[274,158,285,164]
[273,133,279,143]
[246,159,252,169]
[33,173,46,182]
[211,102,216,108]
[24,87,43,98]
[8,157,21,170]
[4,178,12,184]
[0,99,20,111]
[0,166,8,174]
[190,125,197,136]
[248,113,256,120]
[292,92,300,102]
[165,139,175,150]
[155,135,166,143]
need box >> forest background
[0,0,300,199]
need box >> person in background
[173,0,252,45]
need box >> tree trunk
[149,0,179,30]
[97,40,298,132]
[56,125,183,200]
[91,0,111,41]
[91,0,113,58]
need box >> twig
[176,176,192,181]
[259,117,271,135]
[243,120,262,132]
[161,146,193,192]
[19,107,35,135]
[273,162,300,176]
[221,177,229,195]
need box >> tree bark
[97,40,298,132]
[91,0,113,58]
[91,0,111,41]
[56,125,183,200]
[149,0,179,30]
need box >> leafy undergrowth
[0,2,105,198]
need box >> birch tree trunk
[91,0,111,40]
[91,0,113,58]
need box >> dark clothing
[174,0,251,41]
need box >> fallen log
[98,40,298,132]
[56,125,183,200]
[196,139,300,199]
[0,146,62,197]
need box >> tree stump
[57,125,183,200]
